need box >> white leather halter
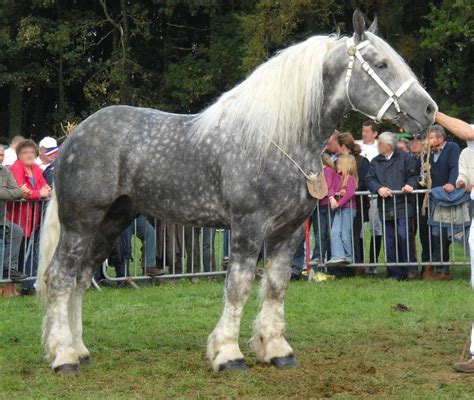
[345,37,417,123]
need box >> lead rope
[420,134,432,216]
[268,139,316,180]
[268,139,328,200]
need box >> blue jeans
[330,208,355,261]
[223,230,230,258]
[115,226,132,278]
[184,227,216,272]
[21,230,40,290]
[202,228,216,272]
[291,238,306,276]
[135,215,156,268]
[431,228,451,274]
[312,205,332,265]
[384,218,415,280]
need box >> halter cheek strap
[345,37,417,123]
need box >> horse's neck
[294,41,349,168]
[319,40,351,135]
[307,40,350,149]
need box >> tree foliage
[0,0,471,141]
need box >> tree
[420,0,473,119]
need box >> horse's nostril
[426,104,434,115]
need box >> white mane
[192,35,343,154]
[191,33,416,156]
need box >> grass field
[1,270,474,399]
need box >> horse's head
[344,9,437,133]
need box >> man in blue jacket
[433,112,474,374]
[425,125,461,280]
[365,132,420,280]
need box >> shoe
[98,279,117,288]
[20,287,35,296]
[422,266,434,281]
[222,257,230,270]
[434,273,450,281]
[290,273,301,281]
[453,359,474,373]
[325,258,348,267]
[119,278,139,289]
[145,267,165,276]
[9,270,27,281]
[367,267,378,275]
[407,271,419,280]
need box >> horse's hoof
[53,363,80,373]
[218,359,250,372]
[79,356,91,366]
[270,355,297,369]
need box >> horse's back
[54,105,228,226]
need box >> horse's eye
[376,62,388,69]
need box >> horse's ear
[368,15,378,34]
[352,9,366,43]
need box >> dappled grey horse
[37,10,437,373]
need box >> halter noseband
[344,37,417,123]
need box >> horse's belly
[132,185,230,229]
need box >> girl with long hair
[326,154,358,269]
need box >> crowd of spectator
[291,119,467,282]
[0,134,230,295]
[0,116,470,296]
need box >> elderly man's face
[397,141,408,152]
[377,139,392,156]
[429,131,444,151]
[410,139,421,155]
[39,147,55,163]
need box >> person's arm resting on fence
[337,176,356,208]
[365,162,382,194]
[9,164,48,200]
[404,154,419,191]
[0,167,22,201]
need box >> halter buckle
[347,45,357,56]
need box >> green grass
[1,273,474,399]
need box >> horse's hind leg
[207,222,262,372]
[250,228,303,368]
[63,197,137,368]
[42,228,89,372]
[68,265,95,365]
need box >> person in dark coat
[365,132,420,280]
[425,125,461,280]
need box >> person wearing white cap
[35,136,59,171]
[435,112,474,373]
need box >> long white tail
[36,191,60,306]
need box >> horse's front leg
[207,223,262,372]
[250,227,303,368]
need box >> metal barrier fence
[308,189,470,275]
[0,198,46,284]
[0,188,471,285]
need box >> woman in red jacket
[8,139,51,293]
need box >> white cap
[39,136,58,149]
